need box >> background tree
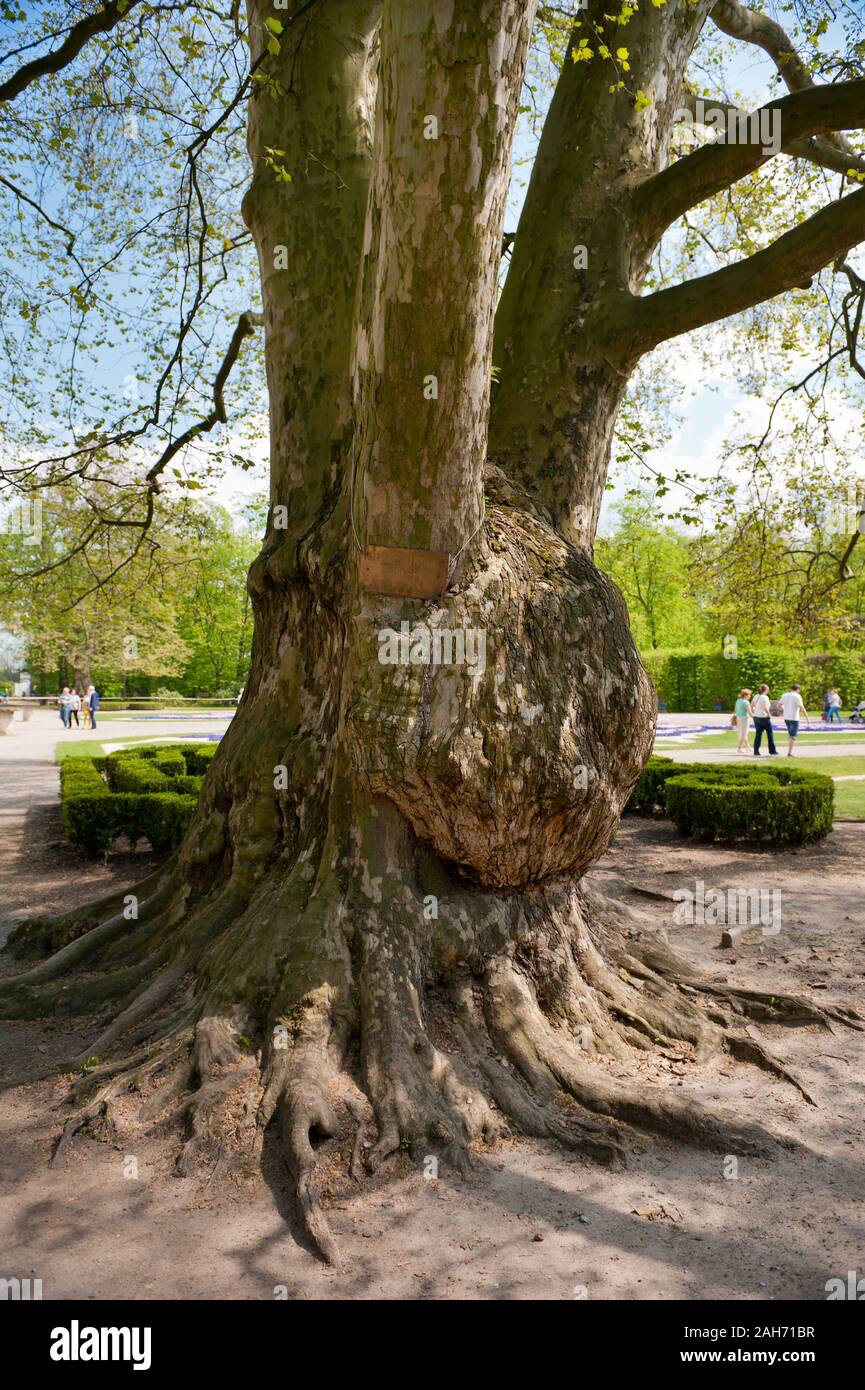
[596,497,704,650]
[1,0,864,1264]
[0,484,190,689]
[0,488,256,693]
[172,504,257,693]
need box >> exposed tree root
[3,846,858,1266]
[483,955,777,1157]
[724,1033,815,1106]
[51,1034,191,1167]
[3,862,176,964]
[448,976,626,1166]
[257,988,345,1265]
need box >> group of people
[58,685,100,730]
[733,684,812,757]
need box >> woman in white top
[750,684,778,756]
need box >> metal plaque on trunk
[359,545,450,600]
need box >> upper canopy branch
[0,0,146,103]
[710,0,818,95]
[675,91,865,182]
[709,0,858,165]
[610,184,865,355]
[634,79,865,241]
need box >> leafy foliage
[0,489,257,693]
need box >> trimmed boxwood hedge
[60,743,218,853]
[626,755,834,844]
[626,756,708,813]
[664,765,834,844]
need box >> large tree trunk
[1,0,850,1265]
[489,0,714,545]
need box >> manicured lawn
[833,781,865,819]
[795,756,865,818]
[55,738,107,760]
[655,729,865,750]
[55,735,216,761]
[778,755,865,777]
[649,747,865,820]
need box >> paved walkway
[0,708,233,783]
[659,743,865,762]
[655,711,865,762]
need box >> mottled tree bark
[489,0,714,545]
[3,0,864,1264]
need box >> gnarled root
[51,1016,260,1187]
[483,955,776,1157]
[6,848,859,1267]
[257,988,346,1265]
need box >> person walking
[826,688,843,723]
[734,688,752,753]
[85,684,100,730]
[779,684,810,756]
[58,686,71,728]
[68,688,81,728]
[750,684,778,756]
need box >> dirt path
[1,735,863,1300]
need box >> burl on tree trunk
[1,0,862,1265]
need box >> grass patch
[781,755,865,778]
[641,752,865,822]
[55,735,221,762]
[655,729,865,751]
[55,738,108,760]
[834,781,865,820]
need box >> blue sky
[2,5,862,541]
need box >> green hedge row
[626,756,834,844]
[665,767,834,845]
[106,747,200,797]
[60,743,218,854]
[642,647,865,712]
[626,755,706,813]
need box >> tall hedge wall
[643,647,865,712]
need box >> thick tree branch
[710,0,816,94]
[709,0,858,163]
[0,0,146,103]
[635,80,865,239]
[676,91,865,181]
[611,185,865,354]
